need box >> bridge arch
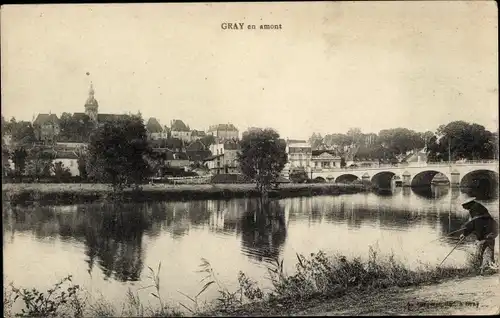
[314,176,326,183]
[411,170,450,187]
[371,171,396,189]
[335,174,359,184]
[459,169,499,199]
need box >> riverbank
[198,250,499,317]
[2,182,367,206]
[4,248,498,317]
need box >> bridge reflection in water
[3,185,498,309]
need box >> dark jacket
[462,215,498,241]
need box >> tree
[237,128,288,197]
[11,121,36,146]
[346,127,363,145]
[308,133,323,150]
[323,133,353,150]
[2,138,11,177]
[58,112,74,141]
[87,116,152,191]
[289,167,307,183]
[429,121,495,161]
[340,157,346,168]
[25,149,54,181]
[52,161,71,182]
[1,116,7,136]
[378,128,424,156]
[11,147,28,180]
[77,155,88,180]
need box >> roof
[203,154,224,161]
[191,130,206,137]
[97,114,129,122]
[187,150,212,162]
[54,151,79,159]
[312,150,338,156]
[186,140,207,151]
[165,152,189,160]
[171,119,190,132]
[146,117,163,133]
[33,114,59,126]
[207,123,238,132]
[72,113,90,122]
[223,140,240,150]
[287,139,307,144]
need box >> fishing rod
[437,235,466,268]
[428,227,465,244]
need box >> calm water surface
[3,186,499,310]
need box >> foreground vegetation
[4,246,496,317]
[2,182,367,206]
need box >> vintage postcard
[2,2,498,316]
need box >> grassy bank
[2,182,367,206]
[4,247,497,317]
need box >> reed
[4,246,496,317]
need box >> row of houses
[27,82,240,145]
[147,118,240,143]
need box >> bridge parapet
[310,160,498,187]
[313,160,498,173]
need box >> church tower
[84,82,99,123]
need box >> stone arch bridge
[310,161,499,188]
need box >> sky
[1,2,498,140]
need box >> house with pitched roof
[146,117,166,140]
[33,113,60,144]
[190,129,206,141]
[208,139,240,174]
[170,119,191,142]
[281,139,312,179]
[207,123,239,141]
[186,140,211,163]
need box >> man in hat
[459,198,498,268]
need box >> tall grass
[4,246,497,317]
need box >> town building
[207,123,239,141]
[146,117,166,140]
[190,129,206,141]
[186,140,211,163]
[203,154,224,175]
[80,82,130,126]
[207,139,240,174]
[33,113,60,144]
[32,82,133,145]
[164,151,190,169]
[311,150,342,169]
[281,139,312,179]
[170,119,191,142]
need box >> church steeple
[89,82,95,97]
[84,81,99,123]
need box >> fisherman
[459,198,498,268]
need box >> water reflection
[3,186,499,294]
[239,201,287,263]
[412,185,450,199]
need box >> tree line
[308,121,497,162]
[2,116,497,198]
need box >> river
[3,186,499,312]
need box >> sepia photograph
[1,1,499,316]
